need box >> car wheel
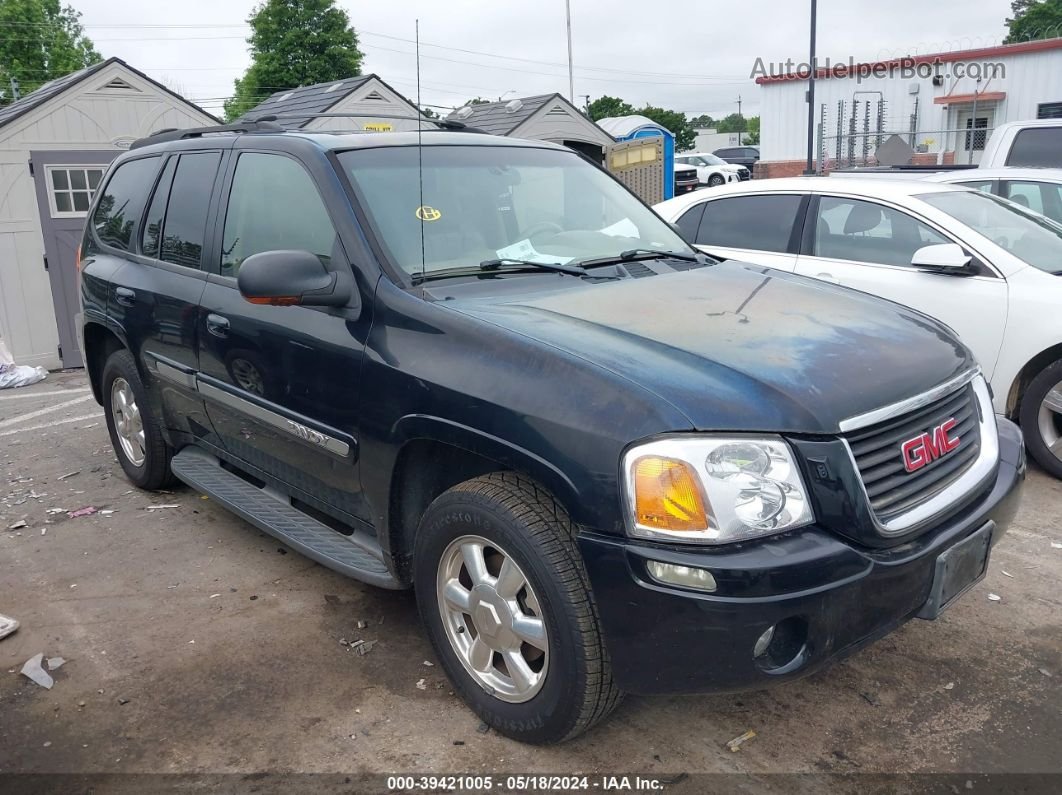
[708,174,725,187]
[414,472,622,744]
[102,349,177,490]
[1019,359,1062,478]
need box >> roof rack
[129,119,285,149]
[252,112,485,133]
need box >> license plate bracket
[917,521,994,620]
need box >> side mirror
[910,243,972,273]
[237,250,354,308]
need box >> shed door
[30,150,120,368]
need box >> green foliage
[586,95,634,121]
[745,116,761,146]
[689,114,716,129]
[715,113,747,133]
[1005,0,1062,42]
[460,97,491,106]
[0,0,101,104]
[224,0,364,121]
[420,106,439,119]
[637,105,696,152]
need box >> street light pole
[804,0,818,174]
[565,0,575,102]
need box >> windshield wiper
[479,258,587,276]
[574,248,703,268]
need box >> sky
[67,0,1015,119]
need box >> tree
[459,97,491,106]
[1006,0,1062,42]
[224,0,364,121]
[420,106,439,119]
[638,105,696,152]
[0,0,101,104]
[587,95,634,121]
[689,114,716,129]
[715,113,747,134]
[744,116,761,146]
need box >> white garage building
[0,57,215,370]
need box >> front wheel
[1019,359,1062,478]
[708,174,726,187]
[414,472,621,744]
[102,349,177,490]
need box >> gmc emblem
[901,418,961,473]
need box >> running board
[171,447,403,589]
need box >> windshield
[699,153,727,165]
[338,145,692,276]
[918,190,1062,273]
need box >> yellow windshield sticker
[363,122,393,132]
[416,206,442,222]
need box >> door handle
[114,287,136,306]
[814,272,840,284]
[206,313,230,338]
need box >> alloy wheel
[1037,379,1062,464]
[110,377,146,467]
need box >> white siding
[759,47,1062,161]
[0,62,214,369]
[516,99,614,147]
[304,79,423,132]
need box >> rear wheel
[1019,359,1062,478]
[414,472,621,744]
[102,349,177,490]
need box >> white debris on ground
[0,338,47,390]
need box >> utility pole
[10,77,20,102]
[804,0,818,175]
[737,94,744,143]
[565,0,575,103]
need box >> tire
[708,174,726,187]
[1019,359,1062,478]
[101,349,177,490]
[414,472,622,744]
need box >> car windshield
[338,145,692,276]
[918,189,1062,273]
[699,153,727,165]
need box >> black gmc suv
[77,122,1025,744]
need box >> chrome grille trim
[842,375,999,536]
[838,368,981,433]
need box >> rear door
[793,194,1009,378]
[683,193,806,271]
[105,149,224,439]
[195,148,371,524]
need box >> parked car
[78,125,1023,744]
[675,152,748,186]
[673,162,700,195]
[980,119,1062,169]
[923,168,1062,224]
[713,145,760,174]
[655,177,1061,477]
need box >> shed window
[47,166,104,217]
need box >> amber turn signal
[631,456,710,532]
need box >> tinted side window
[696,195,802,253]
[1006,128,1062,167]
[92,156,160,250]
[674,204,705,241]
[141,157,177,259]
[812,197,948,266]
[1005,180,1062,223]
[159,152,221,270]
[221,153,337,277]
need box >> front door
[794,195,1009,378]
[196,150,371,524]
[30,150,120,368]
[955,106,995,166]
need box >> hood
[448,262,973,434]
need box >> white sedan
[923,168,1062,225]
[655,177,1062,476]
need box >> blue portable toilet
[596,115,677,199]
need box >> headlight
[622,436,814,544]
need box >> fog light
[753,625,775,658]
[646,560,717,592]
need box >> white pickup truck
[980,119,1062,168]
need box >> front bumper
[578,418,1025,695]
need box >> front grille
[846,383,981,522]
[737,167,751,181]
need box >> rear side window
[141,157,177,259]
[92,156,160,250]
[158,152,221,269]
[1006,128,1062,167]
[696,195,802,253]
[221,153,337,277]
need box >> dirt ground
[1,371,1059,792]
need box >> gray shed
[241,74,424,132]
[0,58,215,370]
[446,94,614,160]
